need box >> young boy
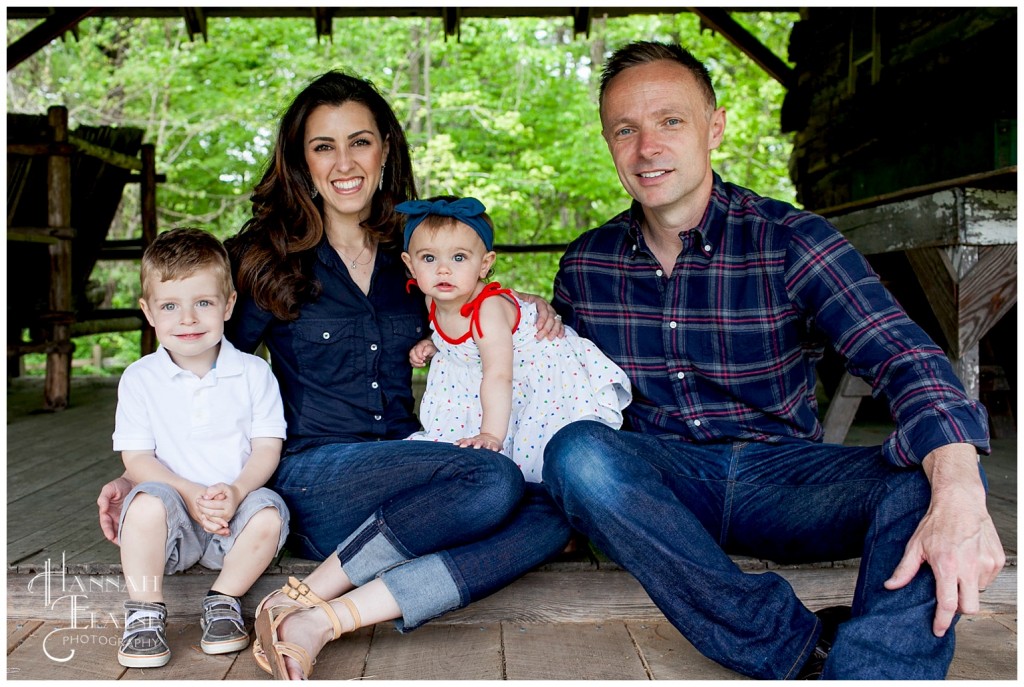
[111,227,288,668]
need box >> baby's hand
[455,433,504,452]
[409,339,438,368]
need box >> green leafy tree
[7,11,796,372]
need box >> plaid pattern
[552,174,989,466]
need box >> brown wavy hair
[226,71,417,320]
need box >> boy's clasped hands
[193,483,243,536]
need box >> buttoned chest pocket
[292,319,358,379]
[380,314,426,367]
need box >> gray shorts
[117,481,290,574]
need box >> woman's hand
[97,475,137,545]
[513,291,565,341]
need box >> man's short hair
[140,227,234,300]
[599,40,717,112]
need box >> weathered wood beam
[957,244,1017,353]
[821,373,872,445]
[313,7,334,40]
[7,8,96,71]
[141,144,159,356]
[66,134,144,171]
[45,106,74,411]
[573,8,592,37]
[906,247,960,356]
[829,188,1017,257]
[7,226,76,244]
[443,7,461,41]
[689,8,795,89]
[181,7,208,42]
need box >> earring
[379,163,386,191]
[311,187,319,199]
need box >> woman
[98,71,571,680]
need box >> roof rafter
[690,8,794,89]
[7,8,97,71]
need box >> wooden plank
[440,570,667,625]
[829,188,1017,256]
[66,134,143,171]
[222,624,373,680]
[830,190,963,256]
[957,244,1017,353]
[7,619,43,654]
[366,623,502,679]
[120,620,234,680]
[821,373,872,445]
[947,615,1017,680]
[962,188,1019,246]
[8,566,1017,625]
[628,620,749,680]
[907,246,961,355]
[504,621,649,679]
[45,106,73,412]
[5,621,126,680]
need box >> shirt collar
[625,173,726,260]
[154,336,242,379]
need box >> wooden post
[44,105,73,410]
[140,143,157,355]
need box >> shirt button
[693,419,702,427]
[371,381,379,389]
[370,344,378,351]
[322,332,330,340]
[374,414,382,421]
[669,321,678,329]
[655,269,663,277]
[677,371,685,379]
[704,244,712,252]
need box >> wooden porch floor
[6,376,1017,679]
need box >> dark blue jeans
[273,440,570,630]
[542,421,960,679]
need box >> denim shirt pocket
[291,319,359,386]
[381,314,425,365]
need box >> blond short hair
[140,228,234,300]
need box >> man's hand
[97,476,136,546]
[513,291,565,341]
[884,443,1005,637]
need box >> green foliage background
[7,11,796,375]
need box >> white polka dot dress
[407,285,631,482]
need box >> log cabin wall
[781,7,1017,433]
[782,7,1016,211]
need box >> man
[543,41,1003,680]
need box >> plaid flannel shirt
[552,174,989,466]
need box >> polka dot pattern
[407,298,632,482]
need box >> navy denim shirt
[229,239,428,454]
[552,173,989,467]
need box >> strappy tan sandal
[251,577,325,673]
[255,594,357,680]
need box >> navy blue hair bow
[396,197,493,251]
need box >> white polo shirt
[112,337,287,486]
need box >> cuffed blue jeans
[542,421,969,680]
[272,440,570,631]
